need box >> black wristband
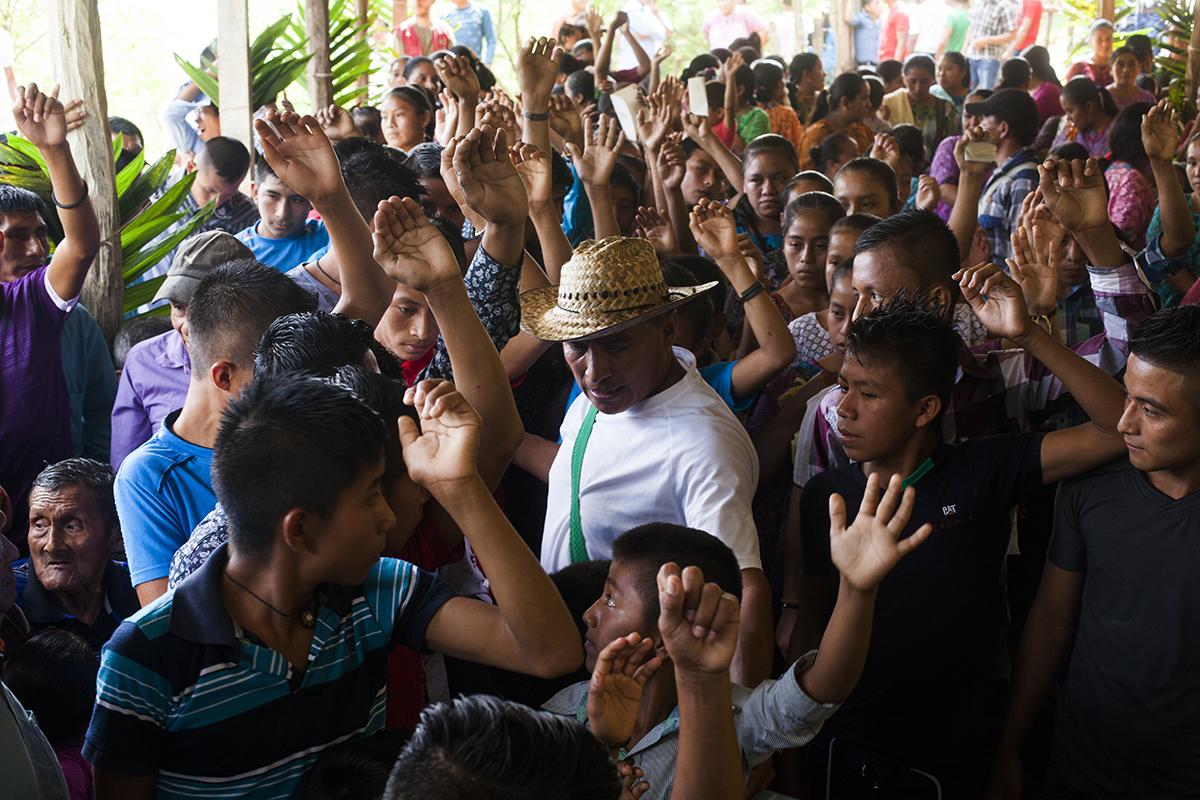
[52,181,88,210]
[523,111,549,121]
[740,280,766,303]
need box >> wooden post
[218,0,254,157]
[306,0,333,110]
[356,0,371,95]
[1189,0,1200,106]
[835,0,855,73]
[49,0,121,342]
[1098,0,1115,22]
[393,0,409,51]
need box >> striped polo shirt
[82,544,453,799]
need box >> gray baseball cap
[151,230,253,305]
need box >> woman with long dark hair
[1053,76,1118,159]
[1022,45,1063,126]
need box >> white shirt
[910,0,949,53]
[616,0,670,72]
[542,347,763,573]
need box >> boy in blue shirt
[236,156,330,271]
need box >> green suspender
[569,405,600,563]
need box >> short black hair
[212,375,386,560]
[565,69,595,102]
[113,315,173,370]
[846,297,958,406]
[404,141,444,179]
[1126,33,1153,61]
[4,630,97,744]
[787,169,836,195]
[1108,102,1152,170]
[0,185,47,218]
[855,209,959,295]
[352,106,383,141]
[30,458,117,529]
[836,156,899,210]
[877,59,903,84]
[999,56,1032,89]
[385,695,620,800]
[611,523,742,627]
[403,56,435,80]
[336,138,425,221]
[109,116,143,153]
[199,136,252,183]
[186,259,318,373]
[252,154,279,186]
[889,123,925,171]
[1129,305,1200,381]
[254,311,404,381]
[783,191,846,233]
[302,732,410,800]
[558,53,583,75]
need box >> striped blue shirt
[82,544,453,799]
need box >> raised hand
[13,83,67,148]
[549,93,585,149]
[870,132,901,169]
[63,98,86,133]
[657,562,740,676]
[657,134,686,189]
[510,141,553,207]
[829,472,932,592]
[585,4,604,38]
[315,103,358,142]
[634,205,678,255]
[254,109,344,204]
[953,261,1035,342]
[586,633,664,747]
[565,113,625,185]
[372,196,461,292]
[434,90,459,145]
[723,50,744,82]
[1007,191,1059,316]
[398,379,482,493]
[737,232,764,278]
[635,93,670,155]
[517,37,562,109]
[688,198,740,261]
[653,43,673,65]
[436,54,481,103]
[954,125,995,178]
[681,111,714,143]
[915,174,939,212]
[1037,157,1109,233]
[1141,99,1181,163]
[617,761,650,800]
[449,124,528,226]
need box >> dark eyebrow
[1130,393,1168,412]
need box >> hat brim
[151,274,201,306]
[520,281,719,343]
[964,101,992,117]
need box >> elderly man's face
[563,315,677,415]
[27,486,113,598]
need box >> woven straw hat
[521,237,717,342]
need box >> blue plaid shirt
[978,148,1039,266]
[442,3,496,63]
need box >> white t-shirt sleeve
[675,428,763,571]
[43,270,80,313]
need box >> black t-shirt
[1049,461,1200,798]
[800,434,1044,762]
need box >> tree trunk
[356,0,371,95]
[1190,0,1200,107]
[835,0,855,73]
[218,0,253,191]
[1098,0,1115,22]
[305,0,333,111]
[50,0,120,343]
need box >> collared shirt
[394,18,455,56]
[442,3,496,63]
[110,329,191,470]
[236,220,330,273]
[114,410,216,586]
[543,653,836,800]
[967,0,1017,58]
[60,303,117,462]
[794,254,1161,487]
[978,148,1039,265]
[13,559,140,651]
[83,544,453,799]
[701,6,768,50]
[849,10,880,64]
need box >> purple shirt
[1,266,74,529]
[110,329,190,470]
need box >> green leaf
[174,53,220,104]
[111,133,123,164]
[122,205,214,283]
[114,148,145,197]
[121,210,188,260]
[119,150,177,223]
[0,138,40,169]
[122,274,167,312]
[125,303,173,321]
[5,136,46,168]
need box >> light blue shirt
[236,219,330,272]
[442,3,497,63]
[114,410,216,586]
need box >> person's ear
[250,182,259,201]
[186,157,197,174]
[660,310,678,344]
[914,393,943,430]
[926,283,953,317]
[280,508,313,555]
[209,359,237,393]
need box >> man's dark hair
[335,138,425,221]
[784,190,846,233]
[1108,102,1152,171]
[252,154,279,186]
[0,185,47,218]
[855,209,959,294]
[1126,33,1153,62]
[113,315,173,370]
[255,311,403,381]
[404,141,444,179]
[31,458,117,529]
[352,106,383,141]
[302,732,410,800]
[550,560,610,641]
[1129,305,1200,381]
[213,375,386,560]
[558,52,583,75]
[108,116,142,140]
[110,116,144,170]
[611,523,742,627]
[4,630,97,744]
[187,259,318,374]
[565,69,595,102]
[846,297,958,407]
[200,136,253,183]
[877,59,903,85]
[384,695,621,800]
[836,156,899,209]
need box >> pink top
[1031,82,1063,127]
[55,745,93,800]
[1107,86,1157,111]
[1106,161,1155,250]
[701,7,768,50]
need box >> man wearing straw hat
[522,235,772,683]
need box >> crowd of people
[1,1,1199,798]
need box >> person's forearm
[321,190,392,327]
[512,431,560,482]
[732,568,773,687]
[1152,158,1194,258]
[530,206,574,282]
[431,475,579,671]
[698,131,745,195]
[1015,324,1125,431]
[719,255,795,372]
[521,81,552,156]
[596,26,618,84]
[457,98,478,140]
[673,671,743,800]
[664,183,697,254]
[800,577,875,703]
[997,589,1078,756]
[646,155,668,212]
[949,171,982,262]
[43,142,99,301]
[585,183,621,239]
[175,80,203,102]
[649,58,662,95]
[625,30,651,78]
